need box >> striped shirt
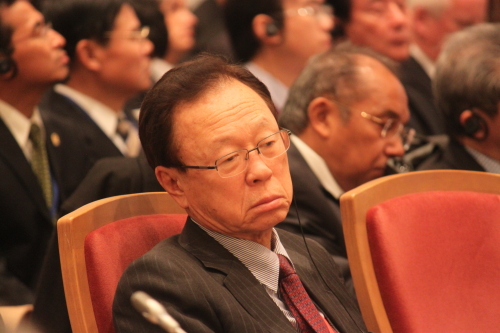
[196,222,302,330]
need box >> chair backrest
[340,170,500,333]
[58,192,187,333]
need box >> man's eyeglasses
[360,111,415,150]
[286,4,334,19]
[104,26,150,42]
[13,21,53,43]
[176,129,292,178]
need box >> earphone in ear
[462,110,489,141]
[463,114,481,136]
[265,21,279,36]
[0,55,13,75]
[0,47,17,79]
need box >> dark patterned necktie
[278,254,337,333]
[29,123,52,208]
[116,115,131,142]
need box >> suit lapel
[0,118,51,222]
[282,232,365,333]
[179,220,297,333]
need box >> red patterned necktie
[278,254,337,333]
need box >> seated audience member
[125,0,197,115]
[190,0,234,59]
[30,154,162,333]
[418,23,500,173]
[158,0,197,71]
[337,0,411,62]
[0,0,78,305]
[401,0,487,136]
[113,55,367,333]
[39,0,153,162]
[224,0,334,112]
[134,0,196,82]
[278,45,412,292]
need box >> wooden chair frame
[57,192,186,333]
[339,170,500,333]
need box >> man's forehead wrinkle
[203,98,265,127]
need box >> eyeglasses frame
[175,129,292,178]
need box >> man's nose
[385,134,406,157]
[387,2,408,28]
[245,149,273,183]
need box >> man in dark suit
[401,0,487,136]
[278,46,413,291]
[418,23,500,173]
[30,154,163,333]
[224,0,334,112]
[40,0,154,159]
[113,55,367,332]
[0,0,70,305]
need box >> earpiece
[462,110,489,141]
[0,47,17,79]
[463,114,481,136]
[0,54,13,75]
[265,21,279,36]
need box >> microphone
[131,291,187,333]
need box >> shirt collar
[150,57,173,83]
[291,135,344,199]
[245,62,288,112]
[54,84,120,138]
[195,221,291,294]
[410,44,436,79]
[0,99,44,158]
[465,146,500,174]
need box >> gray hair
[406,0,451,16]
[434,23,500,138]
[279,42,398,134]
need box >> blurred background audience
[401,0,487,137]
[224,0,334,112]
[3,0,500,331]
[418,23,500,172]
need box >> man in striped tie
[0,0,73,310]
[113,54,367,333]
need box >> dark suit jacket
[39,88,124,172]
[400,56,446,136]
[417,139,485,171]
[113,219,367,333]
[0,112,85,305]
[31,155,163,333]
[278,143,348,277]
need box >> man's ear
[252,14,282,44]
[155,166,189,209]
[307,97,337,139]
[74,39,104,72]
[459,109,488,140]
[411,7,436,38]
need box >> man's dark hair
[0,0,18,78]
[0,0,16,50]
[434,23,500,138]
[326,0,351,39]
[43,0,127,61]
[130,0,168,59]
[224,0,284,63]
[139,54,277,170]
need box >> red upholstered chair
[340,170,500,333]
[57,192,187,333]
